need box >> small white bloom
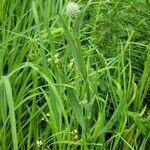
[54,53,59,58]
[54,58,60,64]
[79,100,88,106]
[66,2,80,17]
[68,58,74,68]
[48,57,60,64]
[46,113,50,117]
[36,140,43,147]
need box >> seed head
[66,2,80,17]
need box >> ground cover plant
[0,0,150,149]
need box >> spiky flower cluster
[66,2,80,18]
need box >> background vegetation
[0,0,150,149]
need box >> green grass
[0,0,150,149]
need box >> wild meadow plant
[0,0,150,150]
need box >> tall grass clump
[0,0,150,149]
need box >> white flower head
[66,2,80,18]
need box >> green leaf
[128,111,150,137]
[99,100,126,135]
[2,76,18,150]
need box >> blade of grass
[2,76,18,150]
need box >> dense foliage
[0,0,150,149]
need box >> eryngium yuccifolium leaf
[66,2,80,17]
